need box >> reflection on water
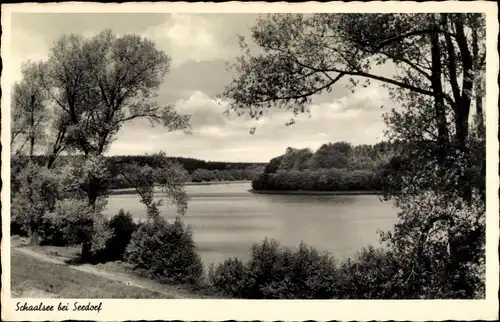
[104,182,399,265]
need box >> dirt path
[12,246,206,299]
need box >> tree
[11,162,59,245]
[263,155,285,174]
[11,30,191,256]
[220,13,485,200]
[11,61,48,157]
[279,147,313,171]
[221,13,486,298]
[116,152,189,221]
[40,29,191,169]
[307,143,351,170]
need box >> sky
[9,13,395,162]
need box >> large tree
[11,30,191,259]
[221,13,486,298]
[220,13,485,199]
[11,61,49,157]
[40,29,191,170]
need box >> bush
[10,218,29,237]
[208,258,254,298]
[38,214,73,246]
[338,246,402,299]
[88,209,139,263]
[104,209,138,261]
[125,217,203,285]
[209,239,339,299]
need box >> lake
[104,182,400,266]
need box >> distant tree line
[252,140,402,192]
[252,139,484,193]
[12,154,266,190]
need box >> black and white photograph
[1,2,498,321]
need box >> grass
[10,236,226,299]
[11,250,172,299]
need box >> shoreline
[109,180,252,195]
[248,189,384,196]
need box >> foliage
[38,29,190,161]
[380,189,485,299]
[208,258,253,298]
[338,246,402,299]
[279,147,314,171]
[10,61,48,155]
[125,217,203,285]
[263,155,285,174]
[11,154,266,190]
[10,161,61,244]
[221,13,486,299]
[209,239,339,299]
[11,29,191,261]
[98,209,139,262]
[47,198,111,256]
[190,167,263,183]
[11,221,30,238]
[108,155,266,175]
[253,168,382,192]
[307,143,351,170]
[220,13,485,151]
[251,141,398,191]
[117,151,190,219]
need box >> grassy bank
[10,238,222,299]
[249,189,383,195]
[11,249,169,298]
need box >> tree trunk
[30,229,40,246]
[29,94,36,159]
[429,28,449,177]
[81,240,93,262]
[475,84,485,140]
[475,87,486,201]
[29,136,35,159]
[47,153,56,169]
[455,102,472,202]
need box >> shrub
[125,217,203,285]
[209,239,339,299]
[104,209,138,261]
[338,246,402,299]
[208,258,254,298]
[284,242,339,299]
[38,213,73,246]
[10,218,29,237]
[88,209,139,263]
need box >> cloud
[108,86,393,162]
[142,13,259,67]
[143,14,235,67]
[174,91,228,129]
[9,27,50,82]
[8,13,395,162]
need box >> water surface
[104,182,399,265]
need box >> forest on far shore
[12,138,483,193]
[252,139,484,194]
[11,154,267,189]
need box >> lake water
[104,182,400,266]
